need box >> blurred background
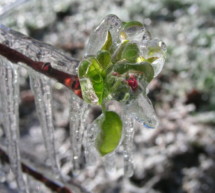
[0,0,215,193]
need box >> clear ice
[78,14,166,175]
[29,71,60,177]
[85,14,122,57]
[126,93,159,128]
[123,116,135,177]
[69,93,89,172]
[0,56,29,193]
[0,24,79,74]
[84,119,100,167]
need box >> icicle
[0,56,29,193]
[29,71,60,177]
[103,152,117,176]
[69,94,89,173]
[84,120,100,167]
[123,116,135,177]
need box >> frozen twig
[0,25,82,98]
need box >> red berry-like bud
[127,75,138,91]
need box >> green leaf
[78,59,90,78]
[148,46,162,56]
[130,62,154,82]
[79,57,104,104]
[79,78,99,104]
[146,57,158,63]
[122,21,143,31]
[121,43,139,62]
[96,50,112,70]
[86,58,104,104]
[114,61,154,82]
[86,58,103,77]
[136,56,158,63]
[78,57,103,78]
[112,40,129,63]
[113,60,131,74]
[101,31,112,51]
[96,111,122,156]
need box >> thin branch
[0,43,82,98]
[0,146,73,193]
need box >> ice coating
[126,93,159,128]
[85,14,122,56]
[146,39,167,76]
[79,14,166,106]
[78,14,166,173]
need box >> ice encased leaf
[79,78,99,104]
[96,111,123,156]
[146,39,167,77]
[120,21,146,42]
[85,14,122,56]
[126,93,158,128]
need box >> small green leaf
[113,60,130,74]
[96,50,112,70]
[136,56,158,63]
[86,58,103,77]
[79,57,104,104]
[96,111,122,156]
[148,47,162,56]
[78,59,90,78]
[101,31,112,51]
[79,78,99,104]
[130,62,154,82]
[122,21,143,31]
[146,57,158,63]
[112,40,129,63]
[86,58,104,104]
[114,61,154,82]
[121,43,139,62]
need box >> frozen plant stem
[30,72,60,177]
[0,42,82,98]
[0,25,82,98]
[0,56,29,193]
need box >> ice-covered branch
[0,25,82,98]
